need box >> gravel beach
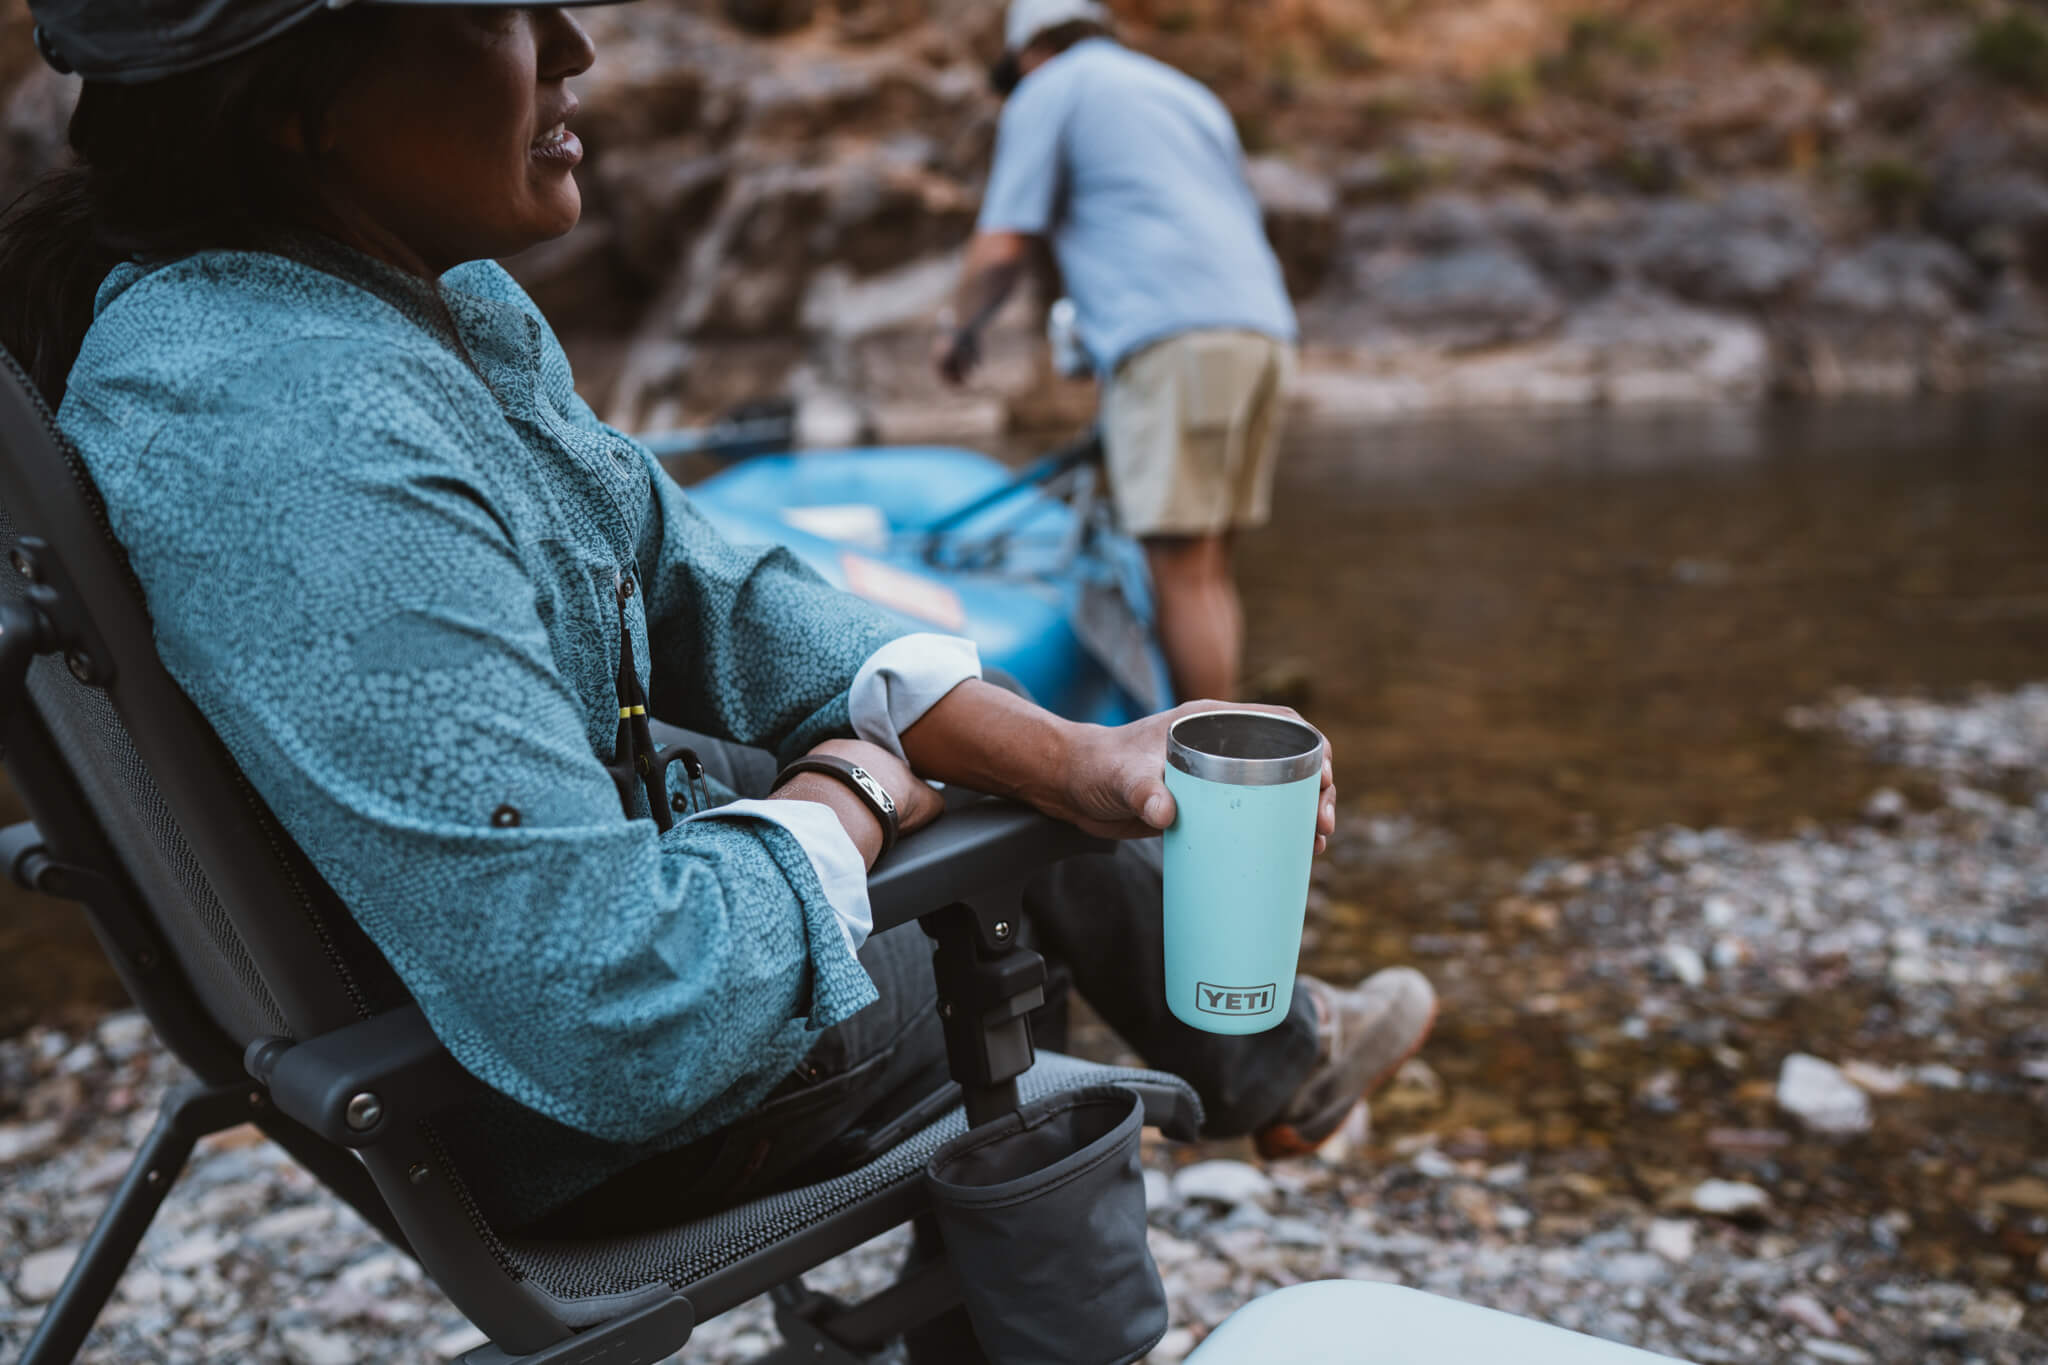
[3,686,2043,1364]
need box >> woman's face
[319,7,595,274]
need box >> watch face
[847,765,896,816]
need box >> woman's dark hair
[0,8,392,405]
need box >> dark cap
[30,0,636,85]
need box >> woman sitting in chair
[0,0,1432,1252]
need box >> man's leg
[1023,842,1436,1147]
[1103,331,1287,704]
[1023,842,1320,1135]
[1144,531,1243,703]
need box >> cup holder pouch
[924,1084,1168,1365]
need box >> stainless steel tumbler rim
[1166,710,1324,786]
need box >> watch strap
[773,755,900,857]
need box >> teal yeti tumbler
[1163,711,1326,1035]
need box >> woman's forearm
[897,678,1081,810]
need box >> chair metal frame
[0,349,1198,1364]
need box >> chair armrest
[246,1003,482,1149]
[243,802,1106,1146]
[866,799,1110,936]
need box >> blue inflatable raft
[661,431,1173,729]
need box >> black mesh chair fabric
[0,494,294,1041]
[0,356,403,1049]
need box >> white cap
[1004,0,1110,54]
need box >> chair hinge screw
[408,1163,430,1185]
[64,651,93,683]
[8,548,34,581]
[938,1000,954,1020]
[344,1092,383,1132]
[993,920,1012,941]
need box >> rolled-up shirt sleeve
[849,633,983,759]
[691,798,872,955]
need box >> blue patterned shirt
[59,241,926,1221]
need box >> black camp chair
[0,348,1201,1364]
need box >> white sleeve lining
[686,799,873,958]
[848,633,983,760]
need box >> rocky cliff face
[4,0,2047,436]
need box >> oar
[638,397,797,461]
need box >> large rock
[724,0,818,36]
[834,0,929,44]
[1776,1053,1873,1137]
[740,56,978,143]
[674,166,835,335]
[818,162,976,276]
[595,145,732,284]
[573,39,712,154]
[1673,64,1830,174]
[1780,234,1984,396]
[1358,245,1564,349]
[1634,186,1820,306]
[1809,235,1980,319]
[1245,156,1337,298]
[1926,169,2048,278]
[1293,283,1768,417]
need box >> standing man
[936,0,1298,704]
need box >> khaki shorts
[1100,329,1296,538]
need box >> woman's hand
[1044,701,1337,852]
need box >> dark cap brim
[32,0,639,84]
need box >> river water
[4,394,2045,1299]
[1231,393,2048,1300]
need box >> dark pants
[530,843,1319,1234]
[530,731,1320,1351]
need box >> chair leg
[18,1079,257,1365]
[762,1255,962,1361]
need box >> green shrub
[1265,43,1304,102]
[1540,11,1665,97]
[1969,12,2048,93]
[1326,29,1380,74]
[1757,0,1868,71]
[1858,156,1931,222]
[1611,142,1682,194]
[1565,13,1665,65]
[1380,151,1438,200]
[1155,6,1198,35]
[1473,63,1537,116]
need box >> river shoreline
[3,683,2041,1363]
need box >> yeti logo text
[1195,982,1276,1016]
